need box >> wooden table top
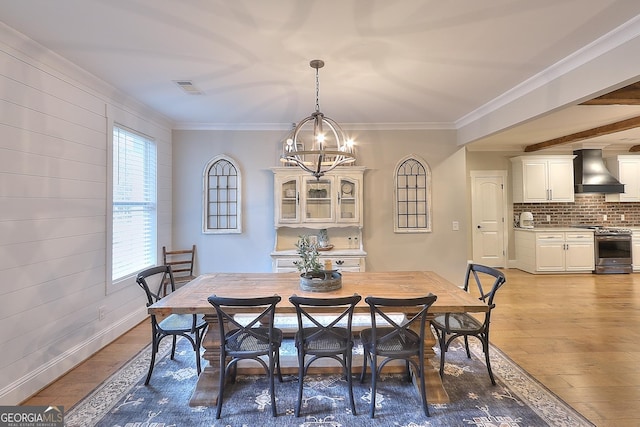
[148,271,488,316]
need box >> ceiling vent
[173,80,204,95]
[573,149,624,194]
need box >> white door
[471,171,507,267]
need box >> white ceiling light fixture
[281,60,356,179]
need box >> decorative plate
[341,183,353,195]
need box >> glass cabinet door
[279,178,299,222]
[338,177,359,222]
[303,177,334,222]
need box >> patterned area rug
[65,336,594,427]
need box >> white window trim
[393,154,432,233]
[202,154,242,234]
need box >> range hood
[573,149,624,194]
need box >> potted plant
[295,235,341,292]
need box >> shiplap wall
[0,23,173,404]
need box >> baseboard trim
[0,308,147,405]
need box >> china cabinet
[511,156,575,203]
[273,167,364,227]
[271,167,366,272]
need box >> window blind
[112,125,157,281]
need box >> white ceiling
[2,0,640,151]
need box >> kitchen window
[394,155,431,233]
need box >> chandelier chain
[315,66,320,112]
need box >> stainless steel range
[593,227,632,274]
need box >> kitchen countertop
[514,227,594,232]
[515,226,640,232]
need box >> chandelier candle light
[281,59,356,179]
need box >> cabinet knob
[477,225,482,229]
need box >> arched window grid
[203,155,242,234]
[394,156,431,233]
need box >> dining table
[147,270,489,407]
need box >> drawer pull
[335,260,344,265]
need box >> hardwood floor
[21,320,152,410]
[490,269,640,427]
[22,269,640,426]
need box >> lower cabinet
[633,232,640,272]
[273,255,365,273]
[515,230,594,273]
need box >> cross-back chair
[136,265,207,385]
[430,263,506,385]
[288,294,362,417]
[359,293,438,418]
[207,295,283,419]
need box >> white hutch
[271,166,366,272]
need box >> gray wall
[172,128,469,284]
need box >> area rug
[65,336,594,427]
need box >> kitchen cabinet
[605,155,640,202]
[633,231,640,272]
[511,156,575,203]
[271,167,366,272]
[515,229,594,273]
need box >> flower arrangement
[295,235,323,275]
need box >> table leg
[422,315,450,404]
[188,314,222,407]
[405,312,450,404]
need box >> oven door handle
[596,235,631,241]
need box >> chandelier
[281,59,356,179]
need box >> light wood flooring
[22,269,640,426]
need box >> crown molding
[457,14,640,130]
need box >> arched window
[394,155,432,233]
[203,155,241,234]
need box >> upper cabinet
[272,167,365,228]
[605,155,640,202]
[511,155,575,203]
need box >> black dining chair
[136,265,207,385]
[288,294,362,417]
[430,263,506,385]
[359,293,438,418]
[207,295,283,419]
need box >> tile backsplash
[514,194,640,227]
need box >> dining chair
[359,293,438,418]
[162,245,196,287]
[135,265,207,385]
[430,263,506,385]
[207,295,283,419]
[288,294,362,417]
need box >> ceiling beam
[580,82,640,105]
[524,115,640,152]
